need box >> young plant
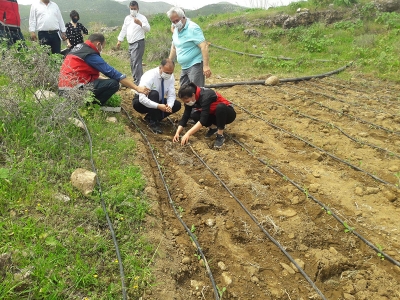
[217,286,227,299]
[343,222,355,233]
[376,244,385,261]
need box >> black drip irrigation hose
[188,145,327,300]
[324,77,400,105]
[277,85,400,137]
[204,62,353,88]
[74,112,128,300]
[251,90,400,159]
[229,135,400,268]
[121,107,221,300]
[300,81,399,120]
[210,43,335,62]
[232,102,397,188]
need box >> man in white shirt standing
[29,0,66,54]
[116,1,150,85]
[133,59,181,134]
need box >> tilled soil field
[120,75,400,300]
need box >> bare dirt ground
[119,73,400,300]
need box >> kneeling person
[173,82,236,148]
[133,59,181,134]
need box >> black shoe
[148,120,163,134]
[214,134,225,148]
[205,127,218,138]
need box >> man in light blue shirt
[167,7,211,87]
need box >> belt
[129,39,144,45]
[39,30,59,34]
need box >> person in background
[133,59,181,134]
[116,1,150,85]
[58,33,149,105]
[167,7,211,87]
[173,82,236,149]
[0,0,25,46]
[65,10,88,50]
[29,0,66,54]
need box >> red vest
[195,86,231,115]
[58,41,100,88]
[0,0,21,28]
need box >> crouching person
[173,82,236,148]
[58,33,148,104]
[133,58,181,134]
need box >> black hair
[129,1,139,7]
[88,33,105,44]
[70,10,79,19]
[178,82,197,99]
[161,58,175,67]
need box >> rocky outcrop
[374,0,400,12]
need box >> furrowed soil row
[118,76,400,299]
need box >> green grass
[0,42,152,298]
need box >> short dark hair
[129,1,138,7]
[88,33,105,44]
[178,82,197,99]
[161,58,174,68]
[70,10,79,19]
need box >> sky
[17,0,300,10]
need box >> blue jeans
[0,27,24,47]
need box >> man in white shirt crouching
[133,59,181,134]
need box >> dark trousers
[89,79,120,105]
[0,28,25,47]
[38,31,61,54]
[192,103,236,129]
[133,90,181,121]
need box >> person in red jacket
[0,0,25,46]
[58,33,148,105]
[173,82,236,148]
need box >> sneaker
[214,134,225,148]
[205,127,218,138]
[148,120,163,134]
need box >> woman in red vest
[173,82,236,149]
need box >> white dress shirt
[117,13,150,44]
[29,1,66,33]
[138,67,176,109]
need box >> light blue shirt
[172,18,205,70]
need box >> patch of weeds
[104,93,122,107]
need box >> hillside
[18,0,245,30]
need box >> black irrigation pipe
[324,77,400,104]
[188,145,327,300]
[302,81,399,119]
[277,85,400,138]
[75,111,128,300]
[204,62,353,88]
[229,135,400,268]
[251,90,400,159]
[231,101,398,188]
[121,107,221,300]
[210,43,335,62]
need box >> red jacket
[58,41,100,89]
[0,0,21,29]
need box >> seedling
[343,222,355,233]
[394,172,400,187]
[321,207,332,215]
[191,224,196,233]
[376,244,385,261]
[303,186,309,200]
[217,286,227,299]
